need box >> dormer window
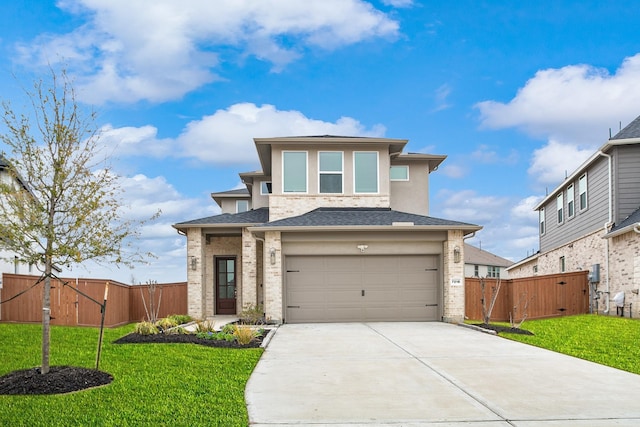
[283,151,307,193]
[236,200,249,213]
[319,152,343,193]
[354,152,378,193]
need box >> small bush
[196,331,235,341]
[239,304,265,325]
[166,326,187,335]
[167,314,192,325]
[194,320,216,333]
[156,317,178,331]
[233,326,258,345]
[134,321,159,335]
[221,323,236,335]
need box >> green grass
[497,314,640,375]
[0,323,263,426]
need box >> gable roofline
[391,153,447,173]
[253,135,408,176]
[604,205,640,238]
[533,138,640,211]
[464,243,514,268]
[505,251,540,271]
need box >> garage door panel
[285,255,440,323]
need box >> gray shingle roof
[212,188,250,196]
[609,205,640,234]
[257,207,479,228]
[175,207,269,226]
[611,115,640,140]
[464,243,513,268]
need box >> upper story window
[487,266,500,278]
[319,152,343,193]
[567,184,575,218]
[390,165,409,181]
[579,173,587,211]
[260,181,272,195]
[354,152,378,193]
[557,193,564,224]
[236,200,249,213]
[539,208,545,235]
[283,151,307,193]
[473,265,479,277]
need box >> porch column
[241,228,258,312]
[186,228,206,319]
[264,230,283,323]
[443,229,465,323]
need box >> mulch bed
[472,323,534,335]
[0,329,269,396]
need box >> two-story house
[464,243,513,279]
[507,116,640,317]
[173,136,481,324]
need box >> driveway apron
[245,322,640,426]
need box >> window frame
[539,208,545,236]
[567,183,575,219]
[579,173,588,211]
[390,165,409,181]
[559,256,566,273]
[557,192,564,224]
[260,181,272,195]
[282,151,308,193]
[236,200,249,213]
[487,266,500,278]
[353,151,379,194]
[318,151,344,194]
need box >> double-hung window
[283,151,307,193]
[319,152,343,193]
[539,208,545,235]
[557,193,564,224]
[579,174,587,210]
[354,152,378,193]
[567,184,575,218]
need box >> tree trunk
[41,261,52,374]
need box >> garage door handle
[425,304,438,307]
[287,305,300,309]
[361,290,365,296]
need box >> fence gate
[50,277,78,326]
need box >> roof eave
[173,222,264,231]
[247,224,482,233]
[604,223,640,239]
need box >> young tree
[0,69,157,374]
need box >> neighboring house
[464,243,513,279]
[174,136,481,324]
[0,155,38,279]
[507,116,640,317]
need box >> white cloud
[381,0,414,7]
[440,164,466,179]
[475,53,640,146]
[18,0,399,104]
[528,139,593,186]
[471,144,518,165]
[432,84,452,112]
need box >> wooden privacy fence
[0,274,187,327]
[465,271,589,322]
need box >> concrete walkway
[245,322,640,426]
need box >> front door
[216,257,237,314]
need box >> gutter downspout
[599,151,613,315]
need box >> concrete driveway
[245,322,640,426]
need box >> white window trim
[318,151,344,194]
[567,183,575,219]
[579,173,588,211]
[260,181,272,195]
[282,151,308,194]
[353,151,379,194]
[539,208,545,236]
[390,165,409,181]
[236,200,249,213]
[557,193,564,224]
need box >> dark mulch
[472,323,534,335]
[0,366,113,395]
[112,330,269,348]
[0,329,268,396]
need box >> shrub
[194,320,216,333]
[221,323,236,334]
[233,326,258,345]
[134,321,159,335]
[166,326,187,335]
[167,314,192,325]
[155,317,178,331]
[239,304,265,325]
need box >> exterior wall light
[453,246,461,263]
[270,248,276,265]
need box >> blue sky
[2,1,640,283]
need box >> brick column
[186,228,206,319]
[264,231,283,323]
[241,228,258,312]
[443,229,465,323]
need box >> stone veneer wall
[443,229,464,323]
[268,195,390,221]
[186,228,205,319]
[609,230,640,318]
[241,228,258,311]
[263,231,283,323]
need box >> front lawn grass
[499,314,640,375]
[0,323,263,426]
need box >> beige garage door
[285,255,440,323]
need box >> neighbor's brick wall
[443,230,465,323]
[264,231,283,323]
[186,228,205,319]
[609,230,640,318]
[268,195,390,221]
[205,236,242,317]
